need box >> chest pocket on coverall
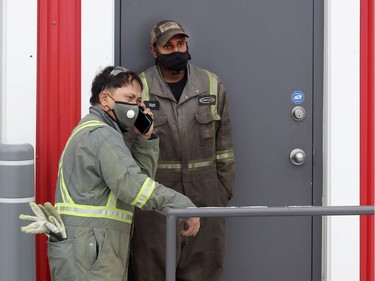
[152,114,167,138]
[153,114,167,128]
[195,112,216,149]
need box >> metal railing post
[166,213,177,281]
[165,205,374,281]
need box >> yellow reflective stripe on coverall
[142,70,221,171]
[55,203,133,223]
[204,70,220,121]
[133,65,235,281]
[57,120,133,224]
[140,72,150,100]
[216,149,235,162]
[59,120,105,204]
[131,177,156,208]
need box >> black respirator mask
[107,95,139,132]
[156,50,191,73]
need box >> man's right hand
[180,217,200,236]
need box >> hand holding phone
[134,107,153,134]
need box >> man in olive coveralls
[131,20,235,281]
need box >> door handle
[290,149,306,165]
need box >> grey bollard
[0,143,35,281]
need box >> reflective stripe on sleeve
[131,177,156,209]
[216,149,235,162]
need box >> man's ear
[99,91,108,107]
[150,45,158,59]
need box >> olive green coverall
[48,106,196,281]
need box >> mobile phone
[134,107,153,134]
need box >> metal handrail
[165,205,374,281]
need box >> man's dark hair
[90,66,143,105]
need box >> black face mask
[156,50,191,73]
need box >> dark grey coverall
[131,64,235,281]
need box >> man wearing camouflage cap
[131,20,235,281]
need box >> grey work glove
[43,202,67,239]
[19,216,64,242]
[19,202,66,242]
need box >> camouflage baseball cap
[150,20,189,46]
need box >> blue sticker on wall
[291,91,305,104]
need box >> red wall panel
[360,0,375,281]
[36,0,81,280]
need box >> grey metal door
[116,0,323,280]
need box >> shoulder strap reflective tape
[139,72,150,101]
[58,121,106,174]
[106,191,117,208]
[59,120,106,170]
[55,203,133,224]
[216,149,235,162]
[204,70,220,121]
[131,177,156,209]
[59,120,108,204]
[59,169,70,204]
[56,120,134,223]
